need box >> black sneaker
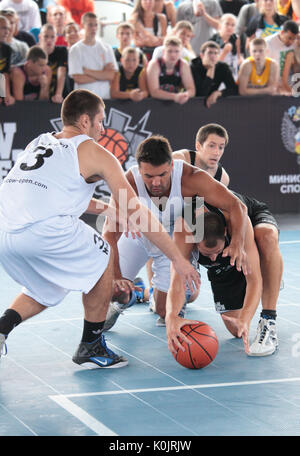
[72,334,128,368]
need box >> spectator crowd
[1,0,300,107]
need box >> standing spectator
[47,4,68,46]
[10,45,52,100]
[278,0,296,19]
[130,0,167,60]
[147,36,196,103]
[152,20,196,63]
[265,19,298,76]
[56,0,95,26]
[153,0,177,27]
[238,37,279,95]
[0,7,29,67]
[191,40,238,107]
[68,12,118,100]
[211,13,243,80]
[176,0,222,56]
[114,22,147,67]
[110,47,149,101]
[246,0,289,40]
[63,21,80,49]
[218,0,248,17]
[0,0,42,33]
[9,8,36,47]
[38,23,68,103]
[0,14,15,105]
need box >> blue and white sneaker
[72,333,128,368]
[0,333,7,359]
[103,291,137,331]
[133,277,146,303]
[248,318,278,356]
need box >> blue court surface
[0,216,299,439]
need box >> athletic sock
[260,309,277,320]
[0,309,22,337]
[81,320,105,343]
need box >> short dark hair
[282,20,299,35]
[136,135,173,166]
[200,40,220,54]
[202,211,226,248]
[27,45,47,62]
[81,11,97,25]
[196,123,229,146]
[61,89,105,126]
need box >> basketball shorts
[118,233,170,293]
[208,269,246,313]
[236,194,279,231]
[0,216,110,307]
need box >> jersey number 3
[20,146,53,171]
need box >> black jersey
[188,150,223,181]
[119,65,144,92]
[158,58,183,93]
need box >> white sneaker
[0,333,7,359]
[156,316,166,327]
[248,318,278,356]
[149,292,156,313]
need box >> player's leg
[103,233,149,331]
[72,249,128,368]
[221,309,242,337]
[249,223,281,356]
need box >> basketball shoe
[248,317,278,356]
[72,333,128,368]
[0,333,7,359]
[103,291,137,331]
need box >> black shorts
[208,267,246,313]
[234,192,279,231]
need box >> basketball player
[103,135,249,331]
[166,209,264,356]
[173,123,283,356]
[0,89,200,367]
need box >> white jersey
[0,133,97,232]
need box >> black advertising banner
[0,96,300,213]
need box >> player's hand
[112,278,142,299]
[172,257,201,293]
[166,315,196,354]
[222,314,250,354]
[222,242,249,275]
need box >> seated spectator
[130,0,167,60]
[10,8,36,47]
[68,12,118,100]
[56,0,95,26]
[238,37,279,95]
[152,20,196,63]
[0,0,41,33]
[114,22,147,67]
[176,0,222,56]
[0,14,15,105]
[0,8,29,67]
[154,0,177,28]
[246,0,289,40]
[64,21,80,49]
[191,40,238,107]
[281,26,300,94]
[10,45,52,100]
[38,23,68,103]
[47,4,68,46]
[265,19,298,76]
[110,47,149,101]
[211,13,243,80]
[218,0,248,17]
[146,36,196,103]
[236,0,260,37]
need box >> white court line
[279,240,300,245]
[50,395,117,436]
[51,376,300,399]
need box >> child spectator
[147,36,195,103]
[110,47,148,101]
[152,20,196,63]
[114,22,147,67]
[10,45,52,100]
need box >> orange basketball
[98,128,129,165]
[173,322,218,369]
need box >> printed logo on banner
[0,123,23,183]
[270,106,300,194]
[50,108,152,198]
